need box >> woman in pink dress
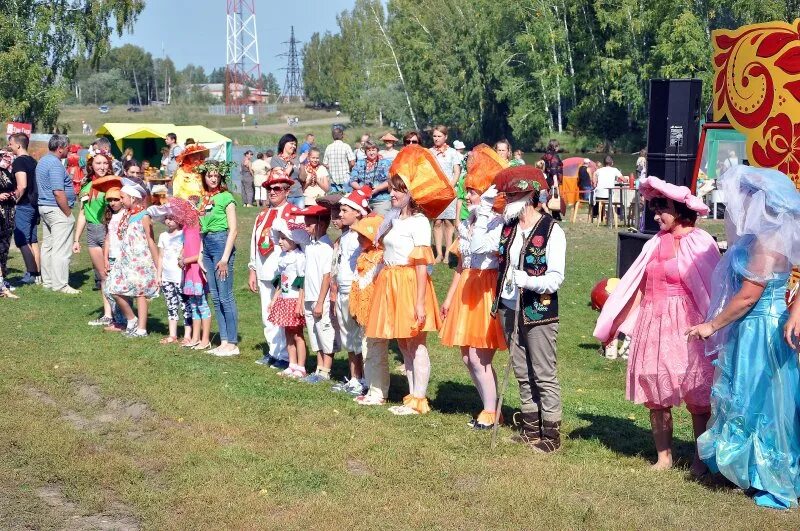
[594,177,720,474]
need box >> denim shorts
[86,222,107,248]
[13,204,39,247]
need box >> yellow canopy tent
[96,123,232,166]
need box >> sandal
[180,339,197,347]
[0,289,19,300]
[159,336,179,345]
[193,343,212,350]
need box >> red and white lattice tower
[225,0,262,114]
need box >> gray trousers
[241,176,255,205]
[498,307,561,421]
[39,206,75,291]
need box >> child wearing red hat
[297,204,336,383]
[329,187,373,394]
[268,209,310,378]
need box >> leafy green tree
[0,0,144,130]
[259,73,281,102]
[84,69,135,105]
[209,67,227,84]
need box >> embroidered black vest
[491,214,560,326]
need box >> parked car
[98,105,109,113]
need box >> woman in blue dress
[687,165,800,510]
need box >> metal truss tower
[225,0,262,113]
[279,26,304,102]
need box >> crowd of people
[4,125,800,509]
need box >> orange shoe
[470,410,503,430]
[410,396,431,415]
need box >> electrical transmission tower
[279,26,304,103]
[225,0,262,114]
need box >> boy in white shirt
[299,204,337,383]
[332,187,372,395]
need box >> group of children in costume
[71,144,518,425]
[75,153,222,353]
[245,144,512,420]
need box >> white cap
[453,140,466,150]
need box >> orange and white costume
[365,214,441,338]
[364,145,455,414]
[440,144,508,349]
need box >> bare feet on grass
[650,457,673,471]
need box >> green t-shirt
[80,181,107,224]
[199,191,236,233]
[455,173,469,221]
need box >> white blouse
[382,214,431,266]
[277,249,305,299]
[458,208,502,270]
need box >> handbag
[547,176,561,212]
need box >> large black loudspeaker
[617,231,652,277]
[643,78,702,233]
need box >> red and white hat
[339,186,372,216]
[271,205,309,246]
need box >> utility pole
[279,26,304,103]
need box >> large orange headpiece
[464,144,508,194]
[388,145,456,218]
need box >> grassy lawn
[1,208,797,530]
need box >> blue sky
[112,0,356,79]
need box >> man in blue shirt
[36,134,80,294]
[298,133,315,164]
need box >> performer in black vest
[491,166,566,452]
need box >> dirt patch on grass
[35,485,140,531]
[23,381,154,436]
[345,457,371,477]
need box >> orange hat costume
[349,213,385,327]
[172,145,209,201]
[388,144,455,219]
[465,144,508,194]
[366,152,443,415]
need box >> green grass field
[2,208,797,530]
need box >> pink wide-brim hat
[638,176,709,216]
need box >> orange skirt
[439,268,507,350]
[365,265,441,339]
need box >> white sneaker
[212,346,240,357]
[388,405,419,416]
[56,285,81,295]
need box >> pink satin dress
[625,231,714,411]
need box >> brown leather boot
[510,411,541,444]
[531,420,562,453]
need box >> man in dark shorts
[8,133,39,284]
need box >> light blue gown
[698,241,800,509]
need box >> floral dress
[106,210,159,298]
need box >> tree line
[67,45,282,108]
[0,0,281,131]
[302,0,800,151]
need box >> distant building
[194,83,273,104]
